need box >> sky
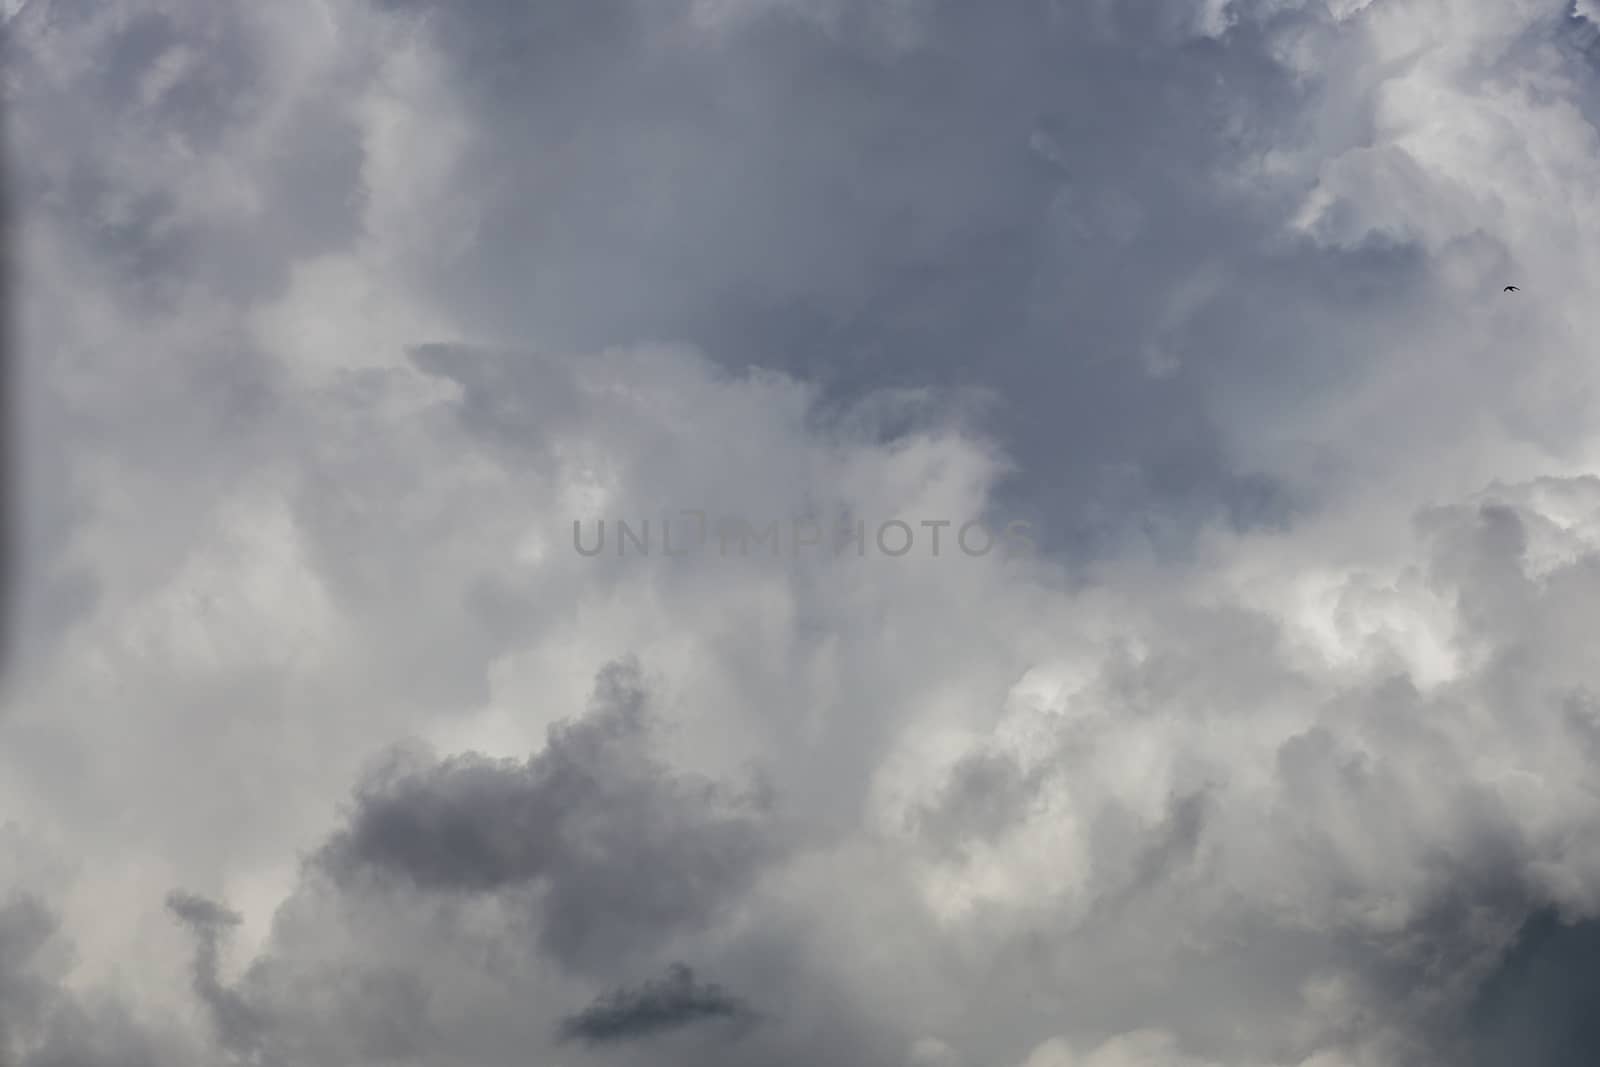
[4,1,1600,1065]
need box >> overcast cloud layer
[6,1,1600,1065]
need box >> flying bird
[1503,285,1520,292]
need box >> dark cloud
[165,890,242,931]
[1470,911,1600,1067]
[165,891,266,1058]
[318,659,781,970]
[556,962,757,1046]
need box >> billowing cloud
[7,1,1600,1066]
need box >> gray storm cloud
[316,659,780,971]
[554,962,758,1046]
[5,1,1600,1066]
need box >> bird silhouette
[1504,285,1520,292]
